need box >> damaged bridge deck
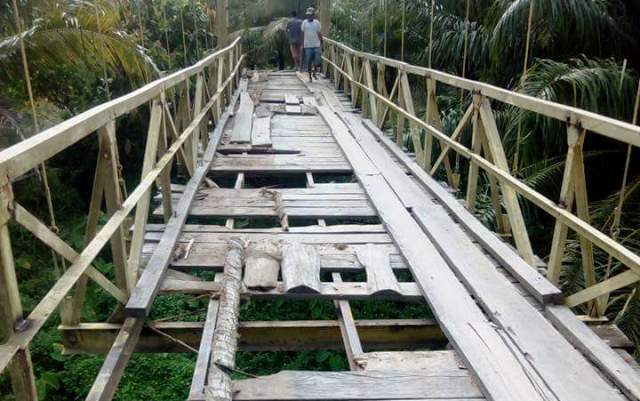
[63,71,640,401]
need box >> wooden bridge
[1,36,640,401]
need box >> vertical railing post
[547,123,597,314]
[0,176,38,401]
[98,122,131,294]
[127,100,163,287]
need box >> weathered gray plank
[251,116,271,147]
[356,244,401,296]
[315,92,547,401]
[230,370,483,400]
[189,298,220,399]
[546,305,640,401]
[285,94,300,105]
[230,91,254,143]
[281,243,321,293]
[361,119,562,304]
[243,240,281,290]
[360,350,465,374]
[160,279,422,300]
[337,103,623,401]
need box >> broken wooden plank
[243,240,281,290]
[125,81,243,318]
[251,116,272,147]
[355,244,401,296]
[281,243,321,293]
[230,91,254,143]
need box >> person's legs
[289,44,299,69]
[295,44,303,70]
[303,47,312,72]
[312,47,322,77]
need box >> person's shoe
[312,71,318,80]
[309,71,313,82]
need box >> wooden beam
[85,317,144,401]
[125,81,244,317]
[332,273,364,370]
[60,319,445,354]
[0,190,37,400]
[13,203,127,304]
[98,122,130,294]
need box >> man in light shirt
[301,8,323,81]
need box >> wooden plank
[361,350,465,374]
[229,370,483,401]
[285,94,300,105]
[61,319,445,355]
[251,117,271,147]
[85,317,144,401]
[355,244,400,296]
[125,81,244,318]
[243,240,280,290]
[314,93,549,401]
[230,91,254,143]
[546,305,640,401]
[189,298,219,400]
[160,279,422,300]
[362,119,562,304]
[337,101,623,400]
[332,273,364,370]
[281,243,321,293]
[144,232,393,245]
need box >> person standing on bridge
[301,7,323,81]
[286,10,303,71]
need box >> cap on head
[305,7,314,15]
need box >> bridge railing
[0,37,243,396]
[323,38,640,317]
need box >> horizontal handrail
[322,38,640,314]
[0,44,244,374]
[325,38,640,148]
[0,37,241,181]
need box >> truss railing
[0,37,243,399]
[323,38,640,318]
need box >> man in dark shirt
[286,11,303,70]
